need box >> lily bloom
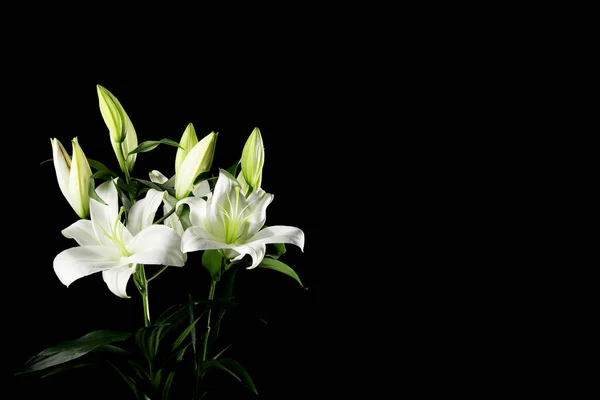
[53,179,187,298]
[51,137,93,219]
[180,169,304,269]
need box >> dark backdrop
[7,77,338,399]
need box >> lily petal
[229,242,266,269]
[127,189,164,235]
[149,170,169,184]
[53,245,127,287]
[192,180,211,198]
[90,180,119,246]
[61,220,99,246]
[178,196,208,228]
[181,226,223,253]
[102,265,136,298]
[249,226,305,251]
[244,188,274,237]
[206,169,240,238]
[127,225,187,266]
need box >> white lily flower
[175,128,217,200]
[51,137,93,219]
[181,169,304,269]
[53,179,187,298]
[97,85,138,173]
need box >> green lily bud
[51,137,93,219]
[175,130,217,200]
[240,127,264,194]
[96,84,138,173]
[175,123,199,175]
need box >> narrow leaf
[226,160,240,177]
[256,257,303,288]
[269,243,287,259]
[41,362,94,378]
[107,360,143,400]
[20,330,132,374]
[207,358,258,395]
[172,315,203,350]
[87,158,115,175]
[213,344,232,360]
[129,139,182,155]
[202,250,223,280]
[88,179,107,205]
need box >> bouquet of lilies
[18,85,305,399]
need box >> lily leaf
[107,360,144,400]
[19,330,133,374]
[193,171,213,186]
[129,139,182,155]
[206,358,258,395]
[256,257,303,288]
[41,361,94,378]
[88,178,107,206]
[88,158,116,175]
[202,250,223,280]
[208,269,237,350]
[267,242,287,259]
[172,315,203,351]
[226,160,240,177]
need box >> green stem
[115,142,135,203]
[147,265,169,282]
[154,206,176,225]
[202,280,217,365]
[136,264,151,327]
[117,142,131,184]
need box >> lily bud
[51,137,93,219]
[175,123,198,175]
[240,127,264,194]
[175,130,217,200]
[96,84,138,173]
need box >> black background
[6,74,346,399]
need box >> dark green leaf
[202,250,223,280]
[88,158,115,174]
[129,139,182,155]
[19,330,132,374]
[135,178,166,192]
[88,178,107,205]
[193,171,212,186]
[41,362,94,378]
[172,315,202,350]
[135,327,153,363]
[107,360,143,400]
[226,160,241,177]
[213,344,232,360]
[208,269,237,350]
[189,295,198,356]
[256,257,304,288]
[206,358,258,395]
[91,170,118,180]
[268,243,287,259]
[163,342,194,400]
[116,177,139,199]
